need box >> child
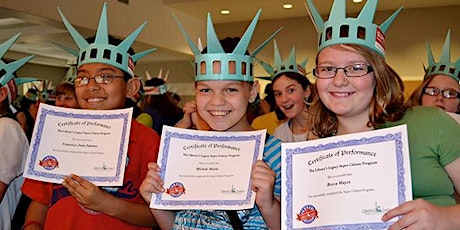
[21,3,160,229]
[140,10,282,229]
[305,0,460,229]
[0,33,34,230]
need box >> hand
[382,199,460,230]
[62,174,112,213]
[251,160,276,209]
[140,162,165,204]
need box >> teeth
[87,98,104,102]
[332,92,351,96]
[210,111,229,116]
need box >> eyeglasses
[423,87,460,99]
[73,74,126,87]
[313,64,373,79]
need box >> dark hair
[56,82,75,96]
[144,78,166,87]
[201,37,250,55]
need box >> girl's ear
[304,84,312,99]
[126,77,141,98]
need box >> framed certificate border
[153,128,265,208]
[25,105,131,184]
[284,127,409,230]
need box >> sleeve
[263,135,282,197]
[0,119,28,185]
[21,179,53,206]
[435,110,460,166]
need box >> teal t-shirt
[383,106,460,206]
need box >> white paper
[24,104,132,186]
[281,125,412,230]
[150,126,266,210]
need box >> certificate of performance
[281,125,412,230]
[24,104,133,186]
[150,126,266,210]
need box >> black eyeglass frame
[313,64,374,79]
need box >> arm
[23,200,48,230]
[140,162,176,229]
[382,157,460,229]
[62,174,156,226]
[251,160,281,230]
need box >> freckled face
[315,46,376,119]
[195,80,254,131]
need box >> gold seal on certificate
[23,104,133,186]
[150,126,266,210]
[281,125,412,229]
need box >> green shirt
[383,106,460,206]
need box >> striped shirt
[171,134,281,229]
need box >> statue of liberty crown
[305,0,403,57]
[143,69,169,95]
[425,30,460,82]
[173,10,282,82]
[258,40,308,81]
[57,2,156,77]
[0,33,35,105]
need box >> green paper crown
[57,2,156,77]
[173,10,282,82]
[258,40,308,81]
[425,30,460,82]
[306,0,403,57]
[143,69,168,95]
[0,33,35,105]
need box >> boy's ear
[126,77,141,98]
[249,80,260,103]
[0,87,8,102]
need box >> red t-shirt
[22,120,160,229]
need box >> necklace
[289,119,311,142]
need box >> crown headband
[425,30,460,82]
[0,33,35,105]
[143,69,168,95]
[57,2,156,77]
[173,10,282,82]
[259,40,308,81]
[24,80,54,102]
[306,0,403,57]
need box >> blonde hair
[310,44,407,138]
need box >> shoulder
[130,120,160,142]
[0,117,27,138]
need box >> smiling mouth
[282,104,294,110]
[86,97,105,102]
[331,92,353,97]
[209,110,230,116]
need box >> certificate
[150,126,266,210]
[24,104,132,186]
[281,125,412,230]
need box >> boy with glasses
[21,3,160,229]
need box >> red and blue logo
[39,155,59,170]
[297,204,319,224]
[166,182,186,198]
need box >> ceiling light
[283,4,293,9]
[352,0,363,3]
[220,9,230,15]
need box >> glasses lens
[315,67,336,78]
[345,64,371,77]
[424,87,437,96]
[442,90,459,99]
